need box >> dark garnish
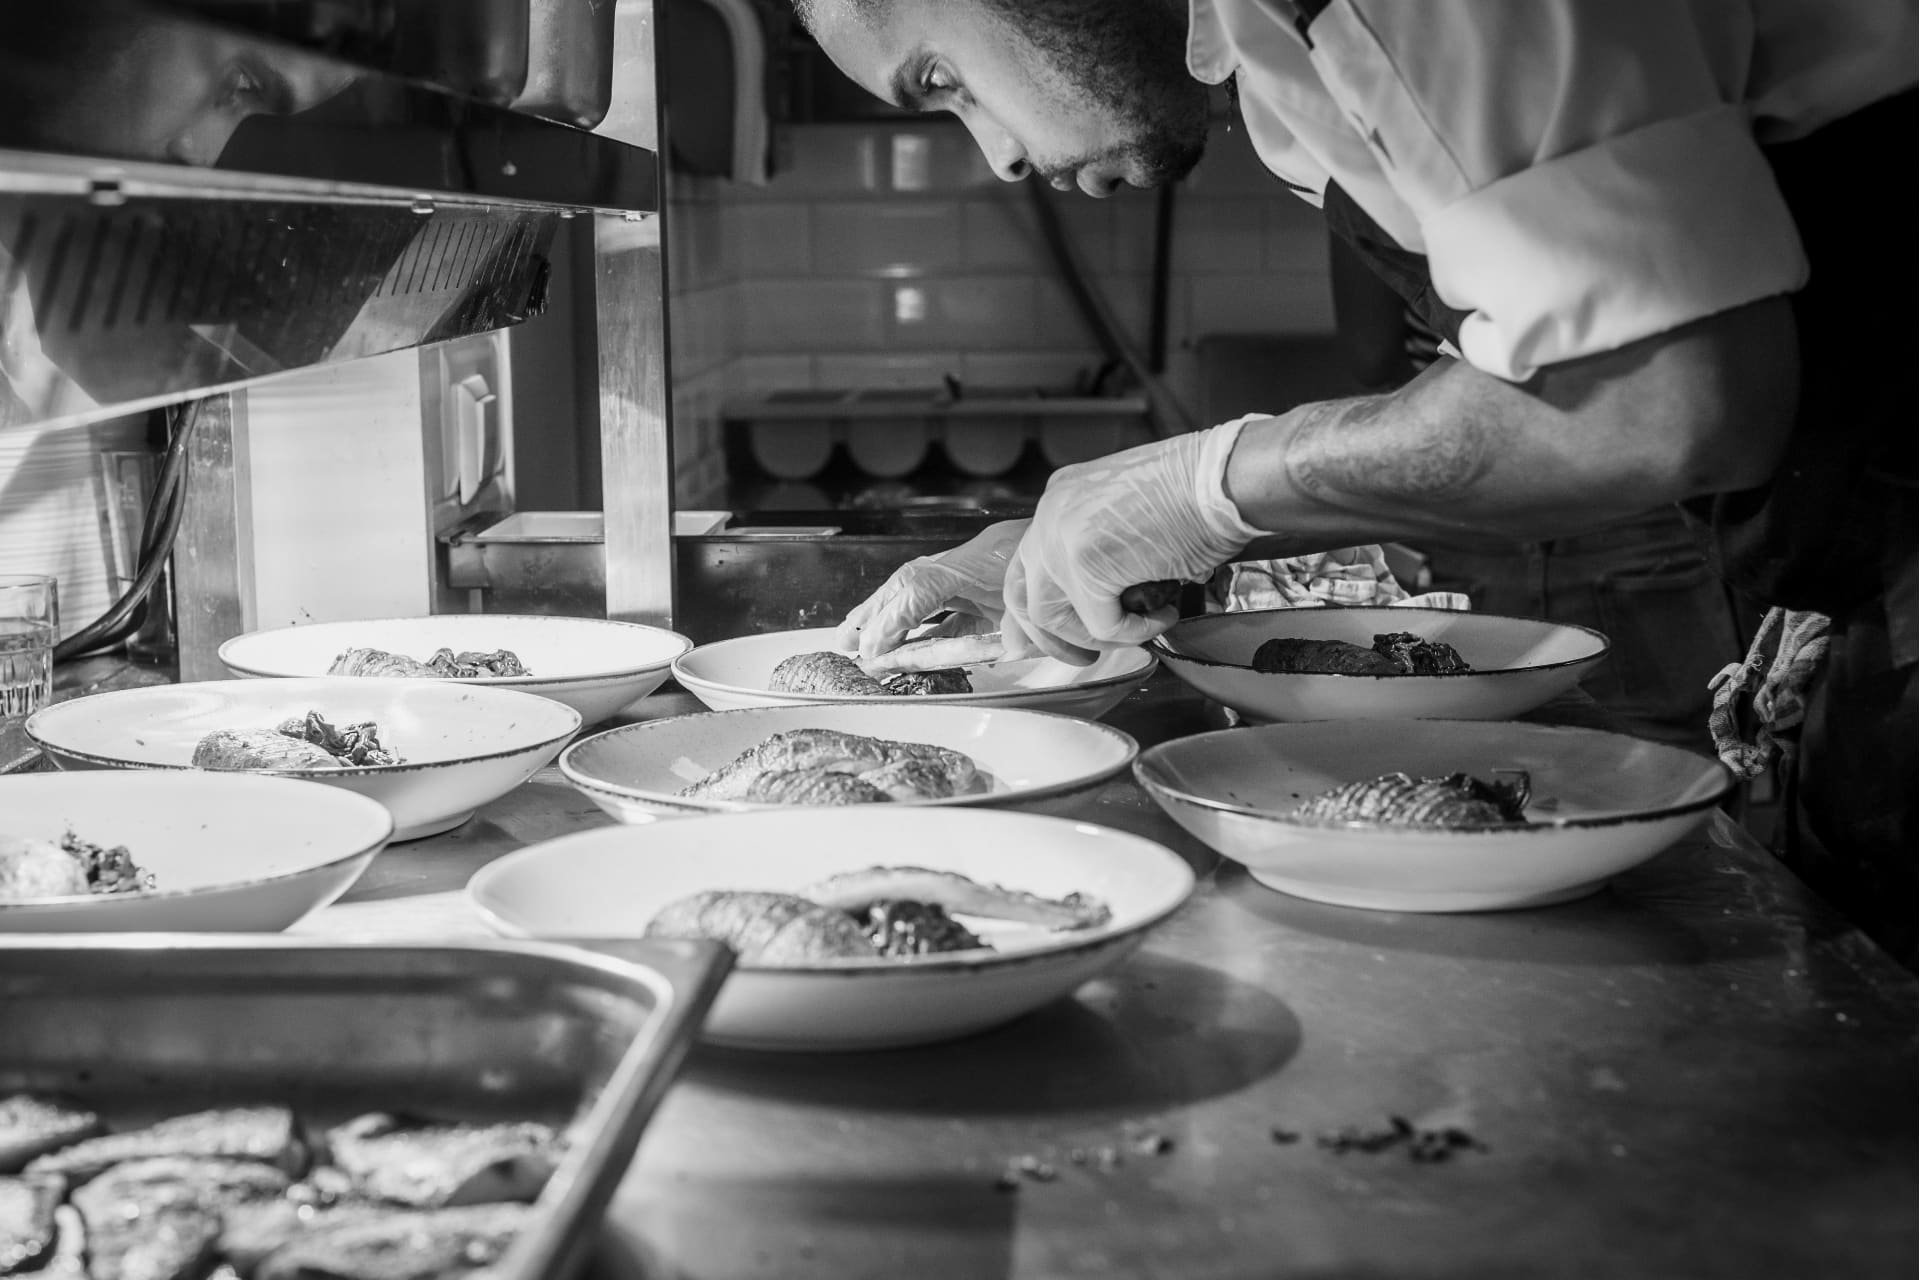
[854,900,988,957]
[274,711,401,767]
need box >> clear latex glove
[832,519,1036,661]
[1005,416,1267,663]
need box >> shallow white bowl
[560,702,1138,822]
[671,627,1156,721]
[468,807,1196,1051]
[1135,718,1733,913]
[219,614,693,726]
[27,677,582,841]
[0,771,391,932]
[1148,607,1608,723]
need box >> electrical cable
[52,402,199,663]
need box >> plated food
[1149,607,1608,723]
[0,772,390,931]
[330,646,532,678]
[0,829,152,902]
[220,615,693,726]
[671,627,1156,720]
[645,865,1112,964]
[26,678,581,841]
[468,807,1195,1050]
[677,728,981,804]
[1135,718,1735,912]
[558,702,1138,822]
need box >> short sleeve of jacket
[1305,0,1807,381]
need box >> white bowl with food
[468,807,1196,1051]
[1135,718,1734,913]
[558,702,1139,822]
[670,627,1156,721]
[1147,606,1608,723]
[0,770,392,932]
[218,614,693,726]
[26,677,582,841]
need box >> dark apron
[1321,90,1919,967]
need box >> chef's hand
[1005,417,1267,663]
[834,519,1038,661]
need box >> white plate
[1135,718,1733,912]
[0,771,391,932]
[1148,606,1608,723]
[559,702,1139,822]
[671,628,1156,721]
[219,614,694,726]
[26,677,582,841]
[468,808,1196,1051]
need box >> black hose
[52,402,198,663]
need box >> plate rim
[556,702,1141,812]
[218,614,695,686]
[1133,718,1736,833]
[466,808,1197,976]
[1146,606,1610,679]
[0,771,393,912]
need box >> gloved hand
[1005,416,1267,662]
[833,519,1036,661]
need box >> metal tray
[0,934,732,1280]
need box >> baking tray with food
[0,934,731,1279]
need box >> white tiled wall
[664,118,1337,506]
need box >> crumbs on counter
[994,1125,1175,1191]
[1296,1115,1487,1163]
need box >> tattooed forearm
[1281,393,1497,504]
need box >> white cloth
[1187,0,1918,380]
[1219,545,1468,612]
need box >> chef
[814,0,1917,963]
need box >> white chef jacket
[1187,0,1919,381]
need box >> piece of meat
[191,730,343,771]
[328,648,438,678]
[0,1173,62,1275]
[74,1158,292,1280]
[27,1107,306,1181]
[1250,637,1402,675]
[880,669,973,695]
[254,1203,533,1280]
[855,757,959,801]
[1370,631,1473,675]
[645,890,878,964]
[1292,771,1532,827]
[0,1096,101,1173]
[323,1114,559,1209]
[0,839,86,902]
[221,1201,400,1276]
[768,652,891,697]
[739,770,891,805]
[801,867,1111,930]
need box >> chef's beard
[984,0,1210,186]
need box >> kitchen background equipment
[0,933,730,1280]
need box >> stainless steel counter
[279,674,1920,1278]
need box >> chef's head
[10,9,353,168]
[796,0,1210,196]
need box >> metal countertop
[309,674,1920,1278]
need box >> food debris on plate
[0,1093,562,1279]
[192,711,402,771]
[330,647,533,679]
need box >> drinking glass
[0,573,58,719]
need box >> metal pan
[0,933,731,1280]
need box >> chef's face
[34,23,352,167]
[803,0,1209,196]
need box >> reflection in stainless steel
[595,211,673,626]
[173,394,249,682]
